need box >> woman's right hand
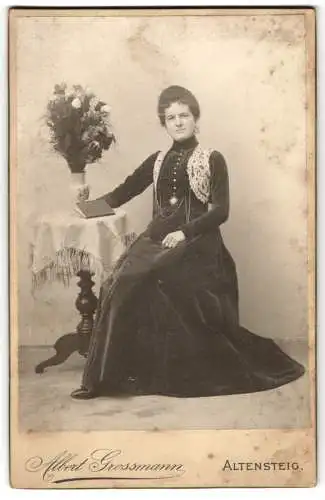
[75,184,90,202]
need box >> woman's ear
[194,121,200,134]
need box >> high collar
[171,135,198,152]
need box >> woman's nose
[175,115,182,126]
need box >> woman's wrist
[180,224,193,240]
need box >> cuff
[99,192,118,209]
[180,222,196,240]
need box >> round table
[29,209,135,374]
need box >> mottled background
[15,14,308,346]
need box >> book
[74,198,115,218]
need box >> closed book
[75,198,115,218]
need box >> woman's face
[164,101,196,142]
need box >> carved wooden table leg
[75,270,98,356]
[35,270,98,374]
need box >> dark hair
[157,85,200,126]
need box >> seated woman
[71,85,305,399]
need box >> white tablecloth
[30,209,134,288]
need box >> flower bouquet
[45,83,115,202]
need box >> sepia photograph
[9,7,316,488]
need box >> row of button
[169,153,183,205]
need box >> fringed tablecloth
[29,209,135,288]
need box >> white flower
[72,85,83,97]
[84,86,93,96]
[101,104,111,113]
[53,94,63,102]
[71,97,82,109]
[65,87,74,99]
[89,97,99,110]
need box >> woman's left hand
[162,230,186,248]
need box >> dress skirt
[81,226,305,397]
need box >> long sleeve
[99,151,159,208]
[181,151,229,239]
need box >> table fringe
[31,232,138,290]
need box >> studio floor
[17,340,310,432]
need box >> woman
[71,85,304,399]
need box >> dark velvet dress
[81,135,305,397]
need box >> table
[29,209,133,374]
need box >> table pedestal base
[35,270,98,374]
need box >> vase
[70,171,90,204]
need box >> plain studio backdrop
[14,13,308,346]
